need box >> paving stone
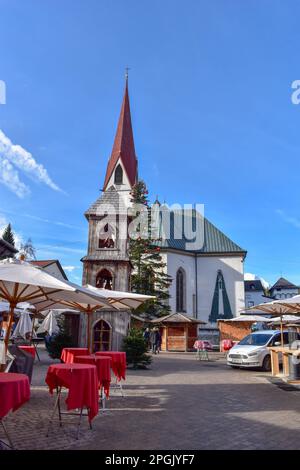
[2,347,300,450]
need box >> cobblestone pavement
[2,347,300,450]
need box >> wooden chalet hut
[151,313,206,352]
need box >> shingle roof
[151,312,206,324]
[155,209,246,256]
[85,186,128,217]
[270,277,298,291]
[245,280,264,292]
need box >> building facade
[244,279,267,309]
[269,277,299,300]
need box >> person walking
[150,328,157,354]
[143,327,150,349]
[155,328,162,354]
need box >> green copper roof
[155,209,246,256]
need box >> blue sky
[1,0,300,286]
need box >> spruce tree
[2,223,15,247]
[128,180,172,318]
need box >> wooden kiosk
[151,313,206,352]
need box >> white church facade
[81,77,247,349]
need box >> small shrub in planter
[122,328,152,369]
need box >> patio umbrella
[11,310,32,339]
[0,258,76,354]
[222,315,273,322]
[27,283,116,351]
[85,285,156,310]
[36,310,59,336]
[246,300,300,345]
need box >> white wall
[165,251,245,326]
[271,288,299,300]
[245,290,266,308]
[196,255,245,325]
[164,252,196,316]
[105,158,132,207]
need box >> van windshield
[239,333,273,346]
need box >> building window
[96,269,113,290]
[114,164,123,185]
[176,268,186,312]
[93,319,111,352]
[98,223,115,249]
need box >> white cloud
[0,129,61,198]
[244,272,270,289]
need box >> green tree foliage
[128,180,172,318]
[122,328,152,369]
[45,316,74,359]
[2,223,15,247]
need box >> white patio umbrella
[85,285,156,310]
[27,282,117,351]
[274,295,300,311]
[0,258,76,353]
[222,315,273,322]
[271,315,300,323]
[11,310,32,339]
[246,300,300,345]
[37,310,59,336]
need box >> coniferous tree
[2,223,15,247]
[128,180,172,318]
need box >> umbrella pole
[87,307,91,353]
[280,315,283,347]
[4,302,16,353]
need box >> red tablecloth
[45,363,99,421]
[193,340,213,351]
[74,355,111,397]
[221,339,234,352]
[0,373,30,419]
[19,345,36,358]
[95,351,126,381]
[61,348,89,363]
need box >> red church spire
[103,73,138,191]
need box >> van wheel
[262,355,271,372]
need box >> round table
[19,345,36,358]
[95,351,126,381]
[0,372,30,419]
[61,347,89,364]
[45,363,99,422]
[74,355,111,397]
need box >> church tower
[82,76,138,291]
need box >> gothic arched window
[114,164,123,185]
[176,268,186,312]
[98,223,115,249]
[96,269,113,290]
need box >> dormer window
[114,164,123,185]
